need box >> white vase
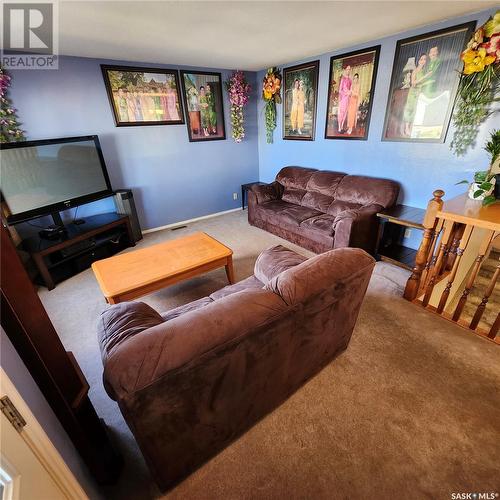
[468,177,496,200]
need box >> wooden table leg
[32,253,55,290]
[225,256,235,284]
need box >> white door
[0,369,87,500]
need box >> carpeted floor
[38,210,500,500]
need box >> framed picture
[382,22,476,142]
[283,60,319,140]
[325,46,380,140]
[101,65,184,126]
[180,71,226,142]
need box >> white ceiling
[59,1,495,71]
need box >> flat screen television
[0,135,113,224]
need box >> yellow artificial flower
[462,47,496,74]
[263,90,272,100]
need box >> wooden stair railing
[404,191,500,344]
[404,190,444,301]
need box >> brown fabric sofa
[98,245,375,491]
[248,166,399,254]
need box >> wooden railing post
[404,189,444,301]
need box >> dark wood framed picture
[180,71,226,142]
[283,60,319,141]
[101,65,184,126]
[382,21,476,143]
[325,46,380,140]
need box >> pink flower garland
[225,71,251,143]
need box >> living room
[0,2,499,499]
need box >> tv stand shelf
[21,213,135,290]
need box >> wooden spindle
[488,312,499,340]
[419,218,444,295]
[437,224,474,314]
[469,261,499,330]
[452,230,496,322]
[444,224,465,272]
[404,189,444,301]
[422,220,455,307]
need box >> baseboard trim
[142,207,242,235]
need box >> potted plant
[457,129,500,205]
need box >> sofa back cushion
[334,175,399,208]
[301,170,346,212]
[265,247,375,306]
[276,166,317,205]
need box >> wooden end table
[92,231,234,304]
[375,204,425,270]
[241,182,267,210]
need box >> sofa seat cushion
[257,200,323,227]
[254,245,307,284]
[326,200,362,217]
[300,214,336,235]
[162,276,266,322]
[161,296,214,322]
[210,275,263,300]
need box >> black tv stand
[21,213,135,290]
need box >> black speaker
[113,189,142,242]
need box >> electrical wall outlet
[404,228,412,238]
[233,192,238,200]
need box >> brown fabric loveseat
[248,166,399,254]
[97,244,375,491]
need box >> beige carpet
[38,210,500,500]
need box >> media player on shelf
[39,225,67,240]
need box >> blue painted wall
[10,57,259,230]
[9,8,497,235]
[257,8,498,211]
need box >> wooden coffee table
[92,231,234,304]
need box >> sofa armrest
[332,203,383,253]
[250,181,282,204]
[99,289,287,401]
[254,245,307,284]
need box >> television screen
[0,136,112,223]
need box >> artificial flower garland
[262,67,282,143]
[0,67,24,143]
[451,10,500,156]
[225,70,251,143]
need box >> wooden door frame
[0,224,122,484]
[0,367,88,499]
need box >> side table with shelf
[375,205,425,270]
[241,182,267,210]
